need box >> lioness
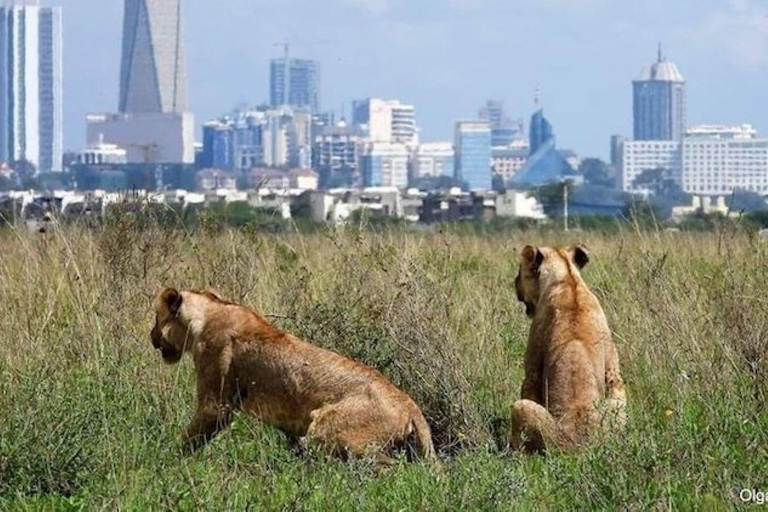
[509,245,627,452]
[150,288,435,461]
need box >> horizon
[60,0,768,160]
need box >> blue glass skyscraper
[454,121,492,190]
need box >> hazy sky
[63,0,767,158]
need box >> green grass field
[1,219,767,510]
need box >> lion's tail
[410,409,436,461]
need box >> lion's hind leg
[509,399,560,453]
[304,396,404,463]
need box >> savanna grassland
[1,216,767,510]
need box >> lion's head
[150,287,188,364]
[515,245,590,318]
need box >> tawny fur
[509,245,627,453]
[150,288,436,461]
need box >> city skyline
[60,0,768,159]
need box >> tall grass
[0,217,767,509]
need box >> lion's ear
[572,246,590,269]
[522,245,545,271]
[161,287,183,316]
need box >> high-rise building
[0,0,63,172]
[361,142,409,188]
[509,109,579,188]
[479,100,524,148]
[119,0,186,113]
[454,121,492,191]
[352,98,418,146]
[270,58,320,112]
[633,47,686,141]
[88,0,194,165]
[312,120,362,188]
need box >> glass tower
[454,121,492,191]
[0,1,63,172]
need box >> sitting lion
[150,288,435,461]
[508,245,627,452]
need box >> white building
[78,136,128,165]
[682,125,768,195]
[86,112,195,164]
[361,142,409,188]
[0,1,63,172]
[621,140,682,193]
[621,124,768,196]
[413,142,454,178]
[353,98,418,146]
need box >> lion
[508,245,627,453]
[149,288,436,462]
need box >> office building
[89,0,194,165]
[509,109,579,188]
[413,142,454,179]
[454,121,492,190]
[0,0,63,172]
[312,121,363,188]
[201,121,235,170]
[270,58,320,112]
[87,112,195,164]
[119,0,187,114]
[479,100,524,148]
[352,98,418,146]
[621,125,768,195]
[620,140,682,192]
[361,142,409,188]
[492,145,529,183]
[683,125,768,195]
[633,47,686,141]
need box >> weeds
[0,221,766,509]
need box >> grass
[1,216,767,510]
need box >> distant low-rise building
[197,169,238,191]
[250,167,318,191]
[78,137,128,166]
[413,142,454,179]
[86,112,196,164]
[491,145,528,183]
[360,142,409,188]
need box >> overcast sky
[62,0,768,158]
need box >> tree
[579,158,615,188]
[631,167,681,197]
[530,181,575,219]
[727,189,767,213]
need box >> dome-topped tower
[632,45,687,141]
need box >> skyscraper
[88,0,194,165]
[119,0,187,113]
[0,0,63,172]
[479,100,524,148]
[454,121,492,191]
[633,47,686,141]
[270,58,320,112]
[352,98,418,146]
